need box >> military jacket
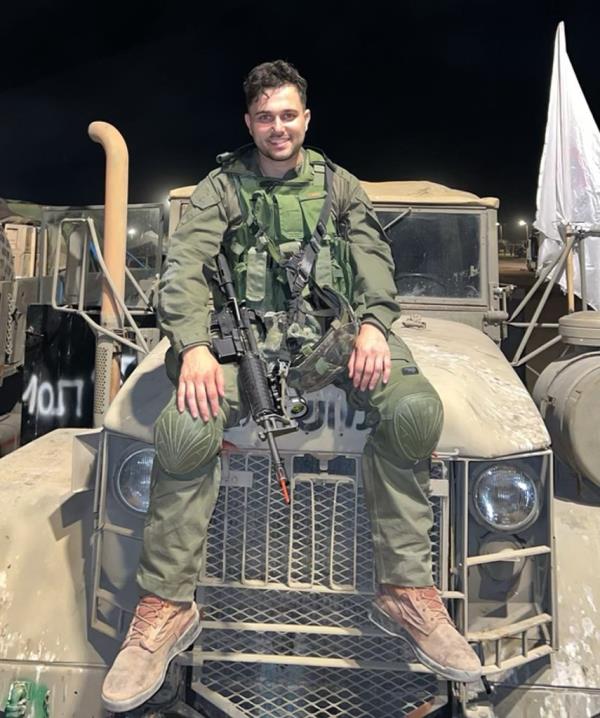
[159,146,401,356]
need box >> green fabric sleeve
[343,180,401,332]
[158,176,228,356]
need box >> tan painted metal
[534,349,600,485]
[393,316,550,457]
[169,179,500,209]
[0,429,111,716]
[88,121,129,404]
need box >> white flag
[535,21,600,309]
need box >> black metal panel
[21,305,96,444]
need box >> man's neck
[257,149,303,178]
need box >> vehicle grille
[194,450,446,717]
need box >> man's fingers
[205,378,220,419]
[352,351,366,388]
[177,380,187,414]
[360,356,375,392]
[368,356,384,391]
[185,381,200,420]
[347,348,356,379]
[216,365,226,398]
[178,365,223,421]
[383,353,392,384]
[194,381,211,422]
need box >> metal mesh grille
[200,628,417,664]
[202,452,443,591]
[196,663,439,718]
[196,452,447,715]
[199,587,375,628]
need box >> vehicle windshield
[377,209,482,299]
[43,205,164,276]
[41,204,164,309]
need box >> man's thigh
[337,333,443,463]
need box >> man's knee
[379,375,444,463]
[154,399,223,476]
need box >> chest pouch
[274,193,305,242]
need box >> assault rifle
[211,253,295,504]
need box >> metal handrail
[50,216,150,354]
[507,224,598,367]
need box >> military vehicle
[0,159,164,456]
[2,122,600,718]
[0,203,41,454]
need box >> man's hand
[348,324,391,391]
[177,345,225,421]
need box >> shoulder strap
[285,162,335,297]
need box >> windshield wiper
[383,207,412,232]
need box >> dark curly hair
[243,60,307,109]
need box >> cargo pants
[137,334,443,602]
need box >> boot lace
[124,595,170,647]
[415,587,452,624]
[387,586,452,631]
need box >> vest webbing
[220,148,353,312]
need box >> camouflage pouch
[287,289,359,392]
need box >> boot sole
[368,604,482,684]
[102,605,202,713]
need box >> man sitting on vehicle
[101,59,482,713]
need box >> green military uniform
[137,147,443,600]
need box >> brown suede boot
[102,595,201,713]
[369,585,482,683]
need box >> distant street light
[496,221,504,242]
[518,219,529,242]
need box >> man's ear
[304,108,311,132]
[244,113,252,135]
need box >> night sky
[1,1,598,241]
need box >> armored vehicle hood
[106,318,549,460]
[393,317,550,457]
[170,179,500,208]
[360,180,499,208]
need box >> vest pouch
[329,236,353,300]
[274,194,305,242]
[251,191,275,236]
[245,246,268,303]
[314,240,334,288]
[298,192,328,233]
[233,261,247,302]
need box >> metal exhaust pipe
[88,121,129,425]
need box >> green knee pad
[154,400,223,476]
[385,390,444,464]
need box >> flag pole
[565,224,575,313]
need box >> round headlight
[472,463,540,532]
[116,448,154,513]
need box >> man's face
[244,84,310,165]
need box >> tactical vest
[220,147,354,313]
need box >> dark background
[0,0,598,241]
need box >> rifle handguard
[239,352,275,417]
